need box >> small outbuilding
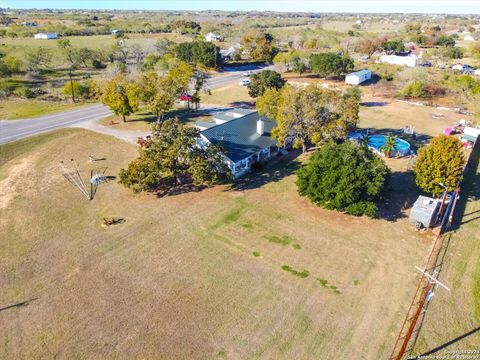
[410,196,440,229]
[34,32,58,40]
[205,32,222,42]
[345,69,372,85]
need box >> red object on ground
[181,93,192,101]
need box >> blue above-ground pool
[367,135,411,157]
[348,132,411,157]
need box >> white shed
[34,32,58,40]
[205,32,222,42]
[345,69,372,85]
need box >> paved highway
[0,64,272,145]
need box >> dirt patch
[0,155,36,210]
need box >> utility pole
[390,266,450,360]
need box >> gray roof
[195,121,216,129]
[347,69,371,77]
[212,113,237,122]
[201,111,276,163]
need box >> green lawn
[0,99,85,120]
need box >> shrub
[414,135,465,196]
[3,55,22,73]
[13,86,35,99]
[296,141,389,217]
[399,80,426,98]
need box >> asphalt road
[0,64,272,145]
[0,104,112,145]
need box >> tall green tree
[247,70,285,98]
[309,53,354,78]
[101,77,140,122]
[296,141,390,217]
[256,85,358,152]
[176,41,221,68]
[119,119,231,192]
[139,62,193,122]
[414,135,466,196]
[240,30,277,61]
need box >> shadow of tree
[227,101,255,108]
[156,183,207,198]
[361,101,388,107]
[377,170,420,222]
[450,140,480,231]
[228,150,302,191]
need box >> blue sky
[1,0,479,14]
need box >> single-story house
[196,111,278,178]
[378,54,417,67]
[452,63,474,74]
[345,69,372,85]
[205,32,222,42]
[22,21,37,27]
[34,32,58,40]
[219,46,238,60]
[111,29,123,36]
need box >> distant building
[34,32,58,40]
[219,46,237,60]
[379,54,418,67]
[22,21,37,27]
[111,29,123,36]
[452,63,474,74]
[345,69,372,85]
[464,35,475,41]
[205,32,222,42]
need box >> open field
[0,99,85,120]
[201,84,254,107]
[0,128,432,359]
[321,20,404,33]
[1,33,193,67]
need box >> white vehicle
[243,71,253,76]
[239,78,251,86]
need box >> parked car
[243,71,253,76]
[239,78,251,86]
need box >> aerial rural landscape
[1,1,480,359]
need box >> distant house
[205,32,222,42]
[219,46,237,60]
[452,63,473,74]
[196,110,279,178]
[22,21,37,27]
[34,32,58,40]
[111,29,123,36]
[464,35,475,41]
[379,54,418,67]
[345,69,372,85]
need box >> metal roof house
[345,69,372,85]
[196,111,277,178]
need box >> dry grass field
[0,128,434,359]
[413,153,480,355]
